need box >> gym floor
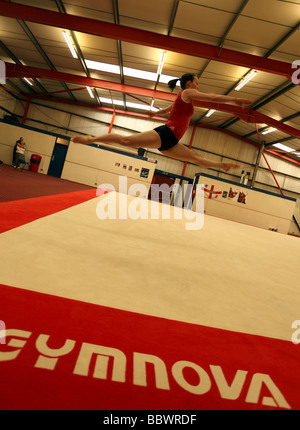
[0,165,299,410]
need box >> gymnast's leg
[160,143,240,172]
[72,130,161,149]
[72,133,240,171]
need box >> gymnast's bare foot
[222,163,240,172]
[71,135,93,144]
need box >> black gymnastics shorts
[153,125,179,151]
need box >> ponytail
[168,73,196,91]
[168,78,180,91]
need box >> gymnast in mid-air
[72,73,252,172]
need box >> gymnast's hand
[234,98,253,107]
[148,104,173,117]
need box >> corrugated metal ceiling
[0,0,299,162]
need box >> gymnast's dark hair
[168,73,196,91]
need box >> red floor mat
[0,189,96,233]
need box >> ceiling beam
[244,110,300,139]
[0,1,297,83]
[220,80,295,130]
[5,62,300,139]
[5,61,176,101]
[0,39,40,93]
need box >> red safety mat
[0,189,96,233]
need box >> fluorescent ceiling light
[262,127,277,135]
[149,99,159,112]
[62,31,78,59]
[86,86,94,99]
[99,97,158,112]
[158,73,180,85]
[23,77,33,86]
[85,60,120,74]
[127,102,158,111]
[157,50,166,76]
[100,97,124,106]
[272,143,294,152]
[206,109,216,117]
[235,71,257,91]
[85,59,178,85]
[85,58,179,111]
[124,67,158,81]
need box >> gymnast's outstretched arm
[182,89,252,107]
[148,104,173,117]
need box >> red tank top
[166,90,194,140]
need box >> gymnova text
[95,176,204,230]
[1,327,292,409]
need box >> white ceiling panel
[64,0,114,22]
[242,0,300,27]
[226,16,290,50]
[174,2,236,39]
